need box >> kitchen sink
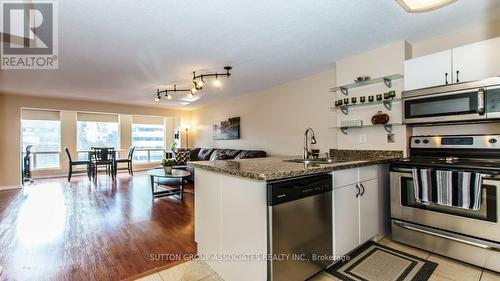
[284,158,345,164]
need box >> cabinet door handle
[360,183,365,196]
[445,72,449,84]
[355,184,360,198]
[456,70,460,83]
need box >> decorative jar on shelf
[371,111,390,125]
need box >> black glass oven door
[400,176,497,222]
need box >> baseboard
[0,185,22,191]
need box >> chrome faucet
[303,128,317,160]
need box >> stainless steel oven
[403,77,500,124]
[391,168,500,241]
[390,134,500,272]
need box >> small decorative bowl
[354,76,370,83]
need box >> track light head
[196,79,204,88]
[166,94,172,100]
[154,90,161,103]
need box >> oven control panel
[411,135,500,149]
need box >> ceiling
[2,0,500,109]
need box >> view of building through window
[77,121,119,159]
[132,123,165,162]
[22,120,61,169]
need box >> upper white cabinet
[453,37,500,83]
[404,37,500,91]
[404,50,452,91]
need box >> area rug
[326,241,437,281]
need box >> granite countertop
[188,150,403,181]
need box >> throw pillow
[235,151,252,159]
[197,148,214,160]
[235,150,266,159]
[174,150,191,165]
[209,150,228,161]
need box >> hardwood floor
[0,172,196,281]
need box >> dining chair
[115,146,135,176]
[64,147,91,182]
[90,147,116,180]
[23,145,34,183]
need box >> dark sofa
[176,148,267,181]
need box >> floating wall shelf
[331,98,400,115]
[330,74,404,95]
[335,123,402,135]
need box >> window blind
[132,115,165,125]
[77,112,119,123]
[21,109,61,121]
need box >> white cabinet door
[453,37,500,83]
[404,49,453,90]
[359,179,379,244]
[334,183,360,257]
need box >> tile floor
[135,237,500,281]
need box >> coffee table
[147,168,191,200]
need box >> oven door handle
[393,220,500,252]
[478,88,485,116]
[391,167,413,173]
[392,167,500,179]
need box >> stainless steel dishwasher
[267,174,332,281]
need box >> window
[77,113,119,160]
[21,110,61,169]
[77,121,120,150]
[132,116,165,163]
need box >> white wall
[191,42,412,156]
[191,68,337,156]
[335,41,411,152]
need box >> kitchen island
[189,150,402,281]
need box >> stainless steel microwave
[402,77,500,124]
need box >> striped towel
[412,168,482,210]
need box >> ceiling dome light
[396,0,456,13]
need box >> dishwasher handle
[267,174,332,206]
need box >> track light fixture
[192,66,232,91]
[155,84,194,102]
[154,66,232,103]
